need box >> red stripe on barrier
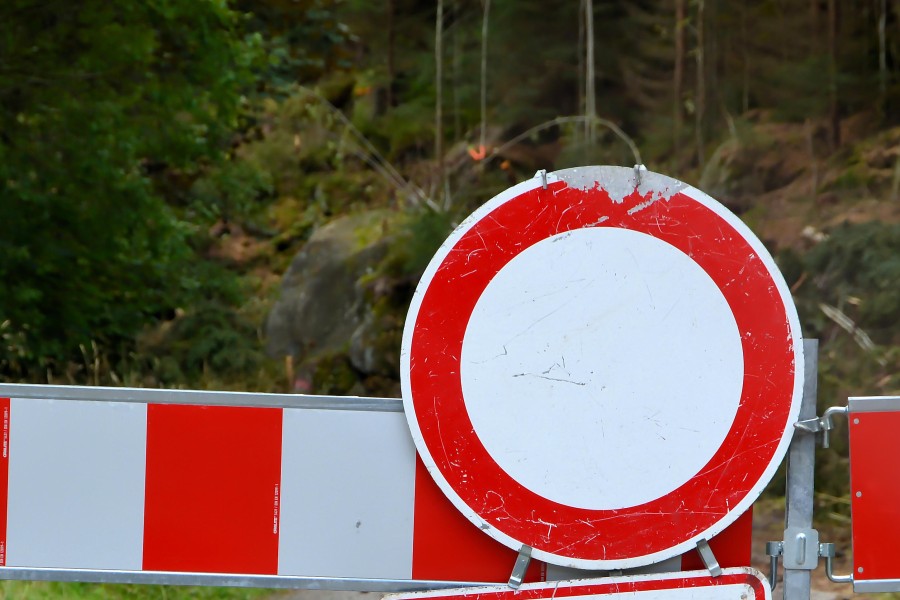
[850,411,900,582]
[412,457,545,583]
[0,398,8,566]
[143,404,283,574]
[680,508,753,571]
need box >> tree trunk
[740,2,749,113]
[479,0,491,153]
[435,0,444,200]
[805,119,818,202]
[386,0,395,110]
[810,0,819,49]
[585,0,596,146]
[674,0,685,158]
[707,0,718,137]
[695,0,706,169]
[578,0,586,147]
[452,0,462,141]
[827,0,840,149]
[879,0,887,100]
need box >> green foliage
[767,56,835,122]
[801,221,900,340]
[312,351,359,395]
[0,0,259,375]
[0,1,896,585]
[375,98,437,162]
[786,221,900,402]
[1,580,265,600]
[780,222,900,506]
[377,208,456,279]
[402,208,456,275]
[137,299,264,385]
[0,0,895,386]
[190,160,275,223]
[236,0,354,91]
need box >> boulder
[265,211,393,365]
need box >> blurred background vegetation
[0,0,898,596]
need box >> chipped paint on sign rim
[400,165,804,570]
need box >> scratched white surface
[385,568,770,600]
[461,227,743,510]
[392,583,759,600]
[545,586,757,600]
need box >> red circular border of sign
[407,180,798,563]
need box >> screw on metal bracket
[766,528,822,591]
[820,542,853,584]
[633,164,646,188]
[782,527,820,570]
[507,545,532,589]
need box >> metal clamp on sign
[793,406,848,448]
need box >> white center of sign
[461,227,744,510]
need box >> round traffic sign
[400,166,803,570]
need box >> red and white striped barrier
[0,386,750,588]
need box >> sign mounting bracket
[696,539,722,577]
[507,545,532,589]
[793,406,847,448]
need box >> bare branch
[486,115,642,168]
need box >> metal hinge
[793,406,848,448]
[820,542,853,584]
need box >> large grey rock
[265,211,392,362]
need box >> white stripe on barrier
[7,399,147,569]
[278,409,416,578]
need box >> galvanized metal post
[783,339,818,600]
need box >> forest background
[1,0,899,598]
